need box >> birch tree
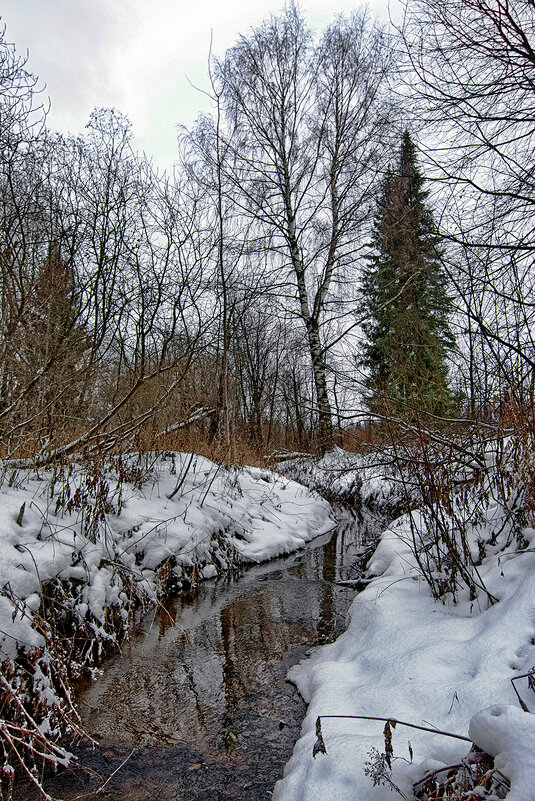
[215,7,395,451]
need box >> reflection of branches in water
[56,512,372,792]
[180,657,210,735]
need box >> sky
[1,0,400,172]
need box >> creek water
[32,508,379,801]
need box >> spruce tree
[360,131,454,422]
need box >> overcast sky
[1,0,400,172]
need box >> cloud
[1,0,141,126]
[1,0,400,170]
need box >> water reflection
[32,508,379,801]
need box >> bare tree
[0,94,214,457]
[212,7,396,452]
[401,0,535,410]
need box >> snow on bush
[0,452,333,794]
[277,446,406,511]
[273,439,535,801]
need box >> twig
[1,723,53,800]
[413,761,465,789]
[167,451,195,500]
[95,748,136,794]
[510,670,533,712]
[317,714,471,742]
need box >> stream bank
[17,508,380,801]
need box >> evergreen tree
[360,131,454,422]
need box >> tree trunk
[306,317,333,453]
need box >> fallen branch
[266,450,314,462]
[2,365,180,469]
[95,748,136,795]
[155,406,216,438]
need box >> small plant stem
[317,714,472,742]
[16,501,25,526]
[413,761,465,788]
[95,748,136,794]
[511,671,532,712]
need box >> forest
[1,2,533,462]
[2,1,535,799]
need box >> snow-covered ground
[0,451,333,784]
[5,444,535,799]
[274,450,535,801]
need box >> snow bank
[0,452,333,753]
[274,506,535,800]
[1,453,333,659]
[277,446,406,511]
[470,705,535,800]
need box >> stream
[28,508,380,801]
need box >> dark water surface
[28,509,378,801]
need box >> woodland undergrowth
[0,447,244,800]
[284,395,535,799]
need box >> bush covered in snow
[0,452,333,797]
[277,445,407,512]
[274,419,535,801]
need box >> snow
[5,443,535,798]
[0,452,333,728]
[470,706,535,800]
[278,445,405,510]
[273,451,535,801]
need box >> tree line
[1,0,534,461]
